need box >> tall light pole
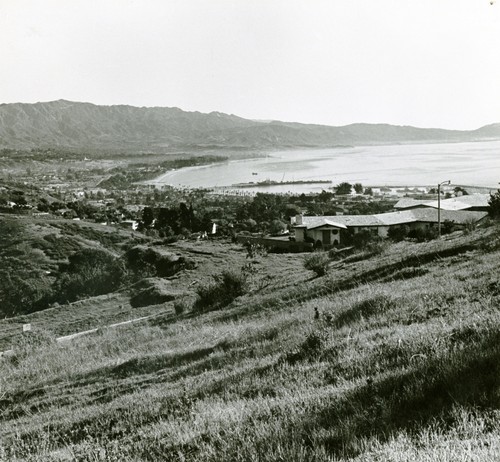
[437,180,451,237]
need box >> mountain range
[0,99,499,152]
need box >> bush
[388,225,410,242]
[488,189,500,219]
[408,227,438,242]
[193,270,248,312]
[174,299,190,315]
[125,245,195,279]
[442,219,455,235]
[285,328,329,364]
[304,251,330,276]
[269,219,287,235]
[352,230,379,249]
[55,248,127,304]
[244,243,268,259]
[462,218,477,234]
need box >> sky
[0,0,499,129]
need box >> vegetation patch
[129,278,186,308]
[193,270,248,312]
[125,245,196,279]
[304,251,330,276]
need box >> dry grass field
[1,223,499,461]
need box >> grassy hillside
[0,216,148,318]
[1,224,500,461]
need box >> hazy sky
[1,0,499,129]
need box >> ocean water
[149,140,500,193]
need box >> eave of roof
[307,219,347,230]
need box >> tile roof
[320,215,382,227]
[423,194,490,211]
[294,209,488,229]
[410,208,488,224]
[395,194,490,211]
[295,217,347,230]
[394,198,431,209]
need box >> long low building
[394,194,490,212]
[292,208,488,246]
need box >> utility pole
[437,180,451,237]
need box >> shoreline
[143,140,500,192]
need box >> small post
[438,183,441,237]
[437,180,451,238]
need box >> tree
[246,193,286,223]
[354,183,363,194]
[364,187,373,196]
[141,207,154,229]
[454,186,468,196]
[318,190,334,202]
[37,198,50,212]
[155,207,179,233]
[335,182,352,195]
[269,219,287,235]
[488,189,500,219]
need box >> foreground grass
[1,227,499,461]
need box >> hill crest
[0,100,499,151]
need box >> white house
[292,208,488,246]
[293,215,347,246]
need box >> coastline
[144,140,500,192]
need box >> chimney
[295,214,303,225]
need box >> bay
[149,140,500,193]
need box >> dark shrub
[304,235,315,244]
[408,227,438,242]
[488,189,500,219]
[245,243,268,259]
[125,245,195,279]
[352,230,377,249]
[442,219,455,235]
[55,248,126,303]
[193,270,248,312]
[285,329,329,364]
[388,225,410,242]
[304,251,330,276]
[174,299,189,315]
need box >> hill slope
[1,225,500,460]
[1,100,499,151]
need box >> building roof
[410,208,488,224]
[393,198,431,209]
[294,217,347,230]
[374,211,416,225]
[423,194,490,211]
[294,209,488,230]
[395,194,490,211]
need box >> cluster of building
[291,194,490,247]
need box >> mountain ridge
[0,99,499,152]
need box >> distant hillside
[0,100,499,151]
